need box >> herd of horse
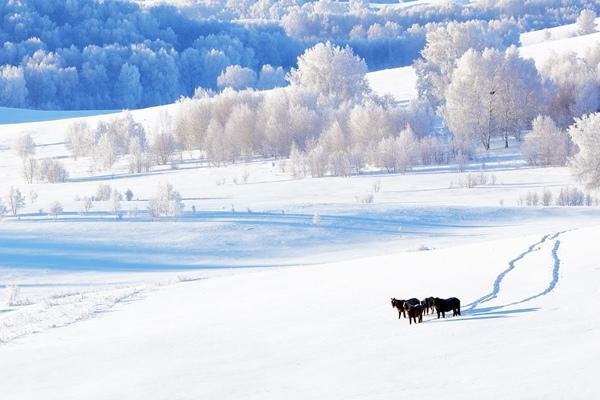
[390,297,461,325]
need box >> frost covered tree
[48,201,63,220]
[0,65,28,107]
[256,65,287,90]
[288,42,369,103]
[415,20,520,107]
[443,47,545,151]
[576,9,597,35]
[38,158,69,183]
[111,189,122,218]
[568,113,600,188]
[522,115,571,166]
[14,133,36,160]
[80,196,93,214]
[217,65,257,90]
[4,187,25,216]
[22,157,38,184]
[147,183,184,218]
[152,132,177,165]
[66,121,93,160]
[541,53,599,127]
[376,126,417,173]
[0,199,6,217]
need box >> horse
[421,297,435,314]
[433,297,461,319]
[391,298,419,319]
[404,302,424,325]
[391,298,407,318]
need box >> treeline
[3,0,600,110]
[0,0,302,109]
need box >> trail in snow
[466,233,551,310]
[504,238,562,307]
[465,231,565,317]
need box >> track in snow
[464,231,565,318]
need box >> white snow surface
[366,66,418,103]
[1,227,599,399]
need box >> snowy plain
[1,19,600,399]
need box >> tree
[523,115,571,166]
[125,189,134,201]
[95,184,112,201]
[0,198,7,217]
[0,65,28,108]
[22,157,38,184]
[152,132,177,165]
[115,63,142,109]
[541,52,599,127]
[38,158,69,183]
[49,201,63,220]
[217,65,257,90]
[443,47,545,151]
[5,187,25,216]
[577,9,597,35]
[147,183,184,218]
[415,20,520,107]
[80,196,93,214]
[66,121,93,160]
[568,113,600,189]
[288,42,369,103]
[14,133,36,160]
[111,189,122,218]
[256,65,286,90]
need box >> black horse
[391,298,419,319]
[404,302,424,325]
[433,297,461,318]
[421,297,435,314]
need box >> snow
[366,66,418,104]
[520,17,600,46]
[520,31,600,67]
[0,107,117,125]
[1,227,599,399]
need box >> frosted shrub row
[518,187,599,207]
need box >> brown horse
[391,298,419,319]
[433,297,461,318]
[421,297,435,314]
[404,302,424,325]
[391,298,407,319]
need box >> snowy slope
[520,17,600,46]
[520,31,600,66]
[0,107,117,124]
[1,227,599,399]
[366,66,418,103]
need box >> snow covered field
[2,226,599,399]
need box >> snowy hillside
[2,227,599,399]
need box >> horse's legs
[442,311,446,318]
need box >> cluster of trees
[0,0,302,109]
[66,112,150,173]
[56,43,445,178]
[14,133,69,184]
[409,12,600,191]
